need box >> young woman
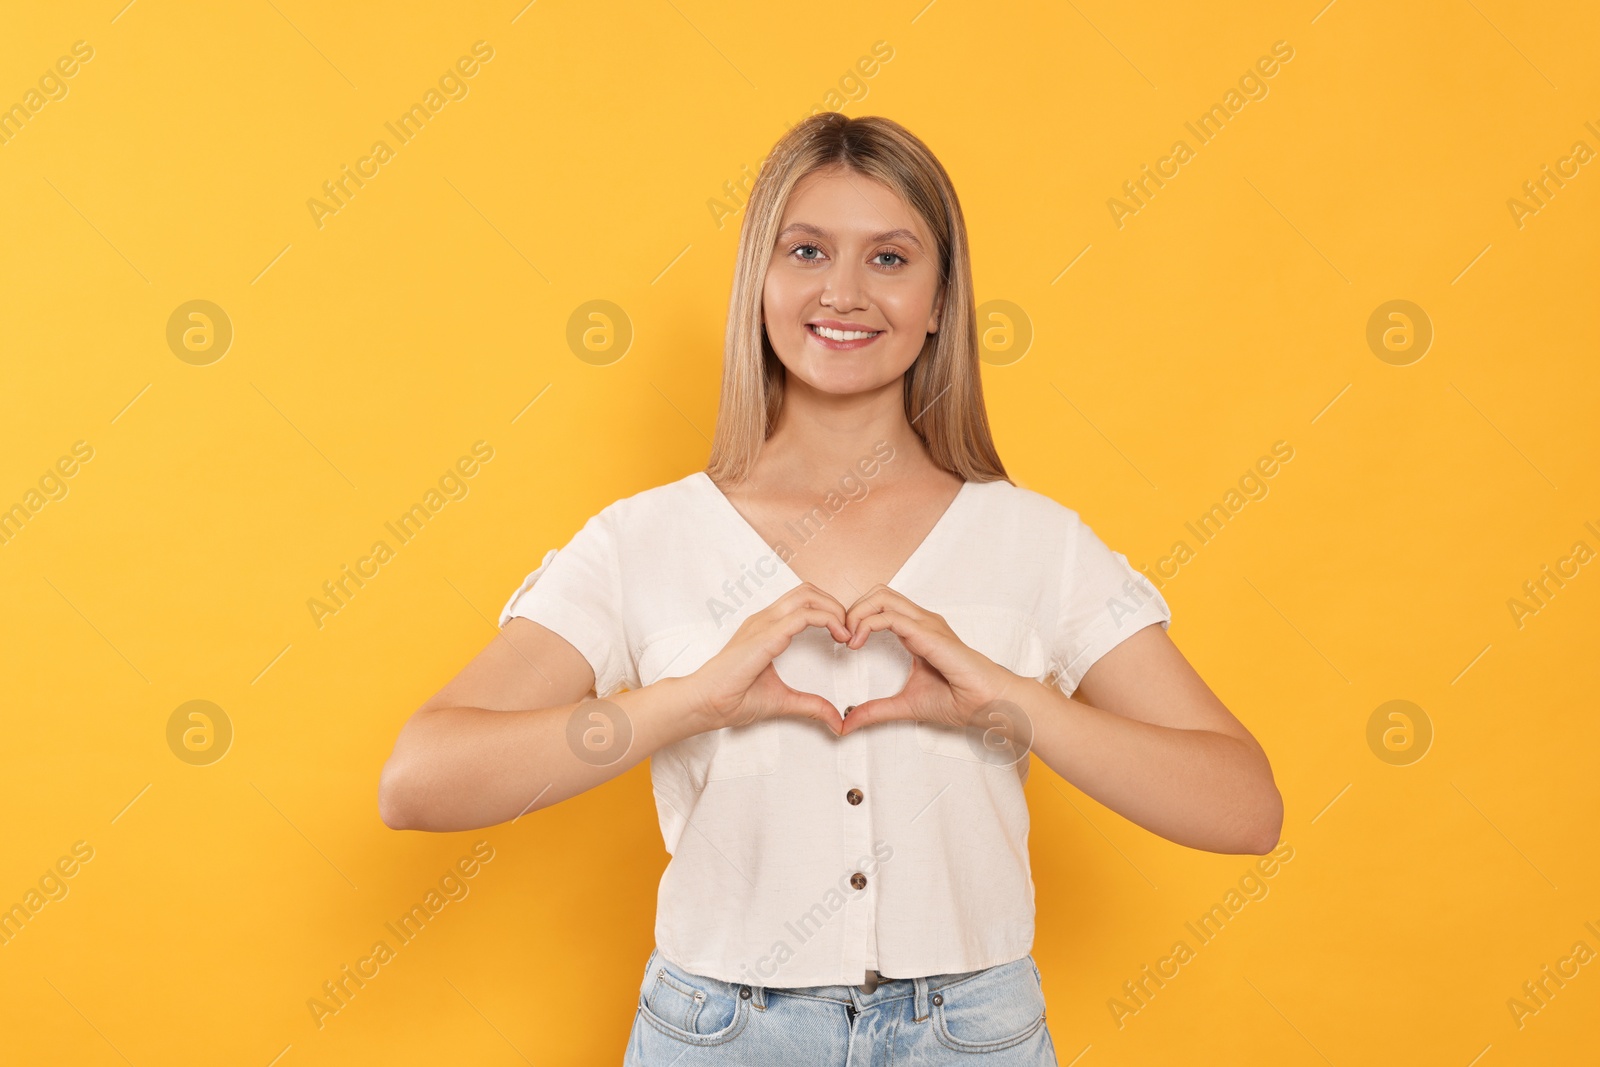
[379,112,1282,1065]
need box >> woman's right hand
[681,583,850,735]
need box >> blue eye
[787,243,908,269]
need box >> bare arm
[378,617,709,833]
[1015,623,1283,855]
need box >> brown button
[846,788,863,805]
[932,992,944,1006]
[850,872,867,890]
[739,987,752,999]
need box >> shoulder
[965,476,1089,538]
[586,471,713,551]
[594,470,702,517]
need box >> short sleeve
[1050,517,1171,697]
[497,509,637,698]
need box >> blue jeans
[624,946,1060,1065]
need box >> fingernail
[844,705,855,717]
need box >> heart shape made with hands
[773,610,1034,768]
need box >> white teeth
[810,324,881,341]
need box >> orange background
[1,1,1596,1063]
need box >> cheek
[880,291,934,333]
[763,270,803,314]
[765,289,818,341]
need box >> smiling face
[762,164,945,397]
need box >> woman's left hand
[835,584,1024,739]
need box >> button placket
[836,668,874,985]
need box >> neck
[753,374,934,491]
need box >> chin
[795,367,904,396]
[778,348,917,381]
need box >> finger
[843,583,901,621]
[843,586,930,638]
[780,582,851,621]
[772,586,849,641]
[793,581,851,616]
[772,605,852,645]
[838,695,910,736]
[845,605,932,652]
[785,686,843,735]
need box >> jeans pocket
[636,953,752,1046]
[931,956,1048,1053]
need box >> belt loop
[751,981,767,1011]
[914,975,929,1022]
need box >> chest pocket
[913,604,1048,774]
[636,619,787,781]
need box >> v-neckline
[695,470,973,599]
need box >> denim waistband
[647,947,1030,1020]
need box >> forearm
[379,676,709,833]
[1007,676,1283,854]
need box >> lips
[807,323,883,339]
[805,322,885,351]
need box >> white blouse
[498,470,1171,987]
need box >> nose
[820,258,869,312]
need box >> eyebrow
[778,222,925,253]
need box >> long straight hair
[705,112,1010,488]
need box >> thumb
[786,687,843,735]
[839,695,900,736]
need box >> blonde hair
[705,112,1010,487]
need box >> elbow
[1231,736,1283,855]
[1246,782,1285,855]
[378,756,417,831]
[380,709,441,831]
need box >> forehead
[778,166,932,246]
